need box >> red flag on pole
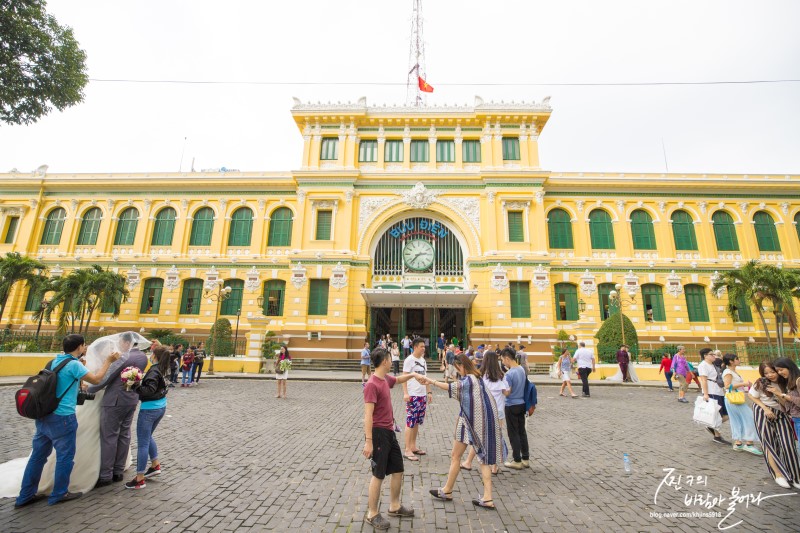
[418,76,434,93]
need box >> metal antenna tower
[406,0,427,106]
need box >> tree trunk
[755,308,773,354]
[83,304,96,335]
[776,314,785,357]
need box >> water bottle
[623,453,632,475]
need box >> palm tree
[0,252,46,325]
[712,260,772,351]
[756,264,800,357]
[45,268,92,333]
[79,265,129,333]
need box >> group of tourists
[167,342,206,388]
[362,337,536,530]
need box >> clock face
[403,239,434,271]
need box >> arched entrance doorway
[361,214,477,356]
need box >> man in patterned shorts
[402,337,432,461]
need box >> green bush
[208,318,233,357]
[594,313,638,363]
[260,330,282,359]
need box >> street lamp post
[233,308,241,357]
[608,283,636,347]
[204,281,232,375]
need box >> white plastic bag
[549,362,560,380]
[693,396,722,429]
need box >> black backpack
[15,358,76,419]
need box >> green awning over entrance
[360,288,478,309]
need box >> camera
[77,390,96,405]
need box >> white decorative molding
[204,266,221,291]
[442,197,480,231]
[739,202,749,215]
[502,200,530,210]
[126,265,141,290]
[402,182,438,209]
[345,190,354,204]
[106,199,115,211]
[257,199,266,213]
[780,202,789,215]
[70,199,79,213]
[490,263,509,292]
[616,200,625,214]
[534,191,544,204]
[330,262,348,289]
[245,266,260,292]
[358,196,394,233]
[532,265,549,293]
[623,270,640,296]
[143,199,152,212]
[710,271,723,296]
[718,202,725,210]
[576,200,585,212]
[290,97,552,113]
[487,191,496,203]
[297,190,307,202]
[698,201,707,214]
[50,264,63,278]
[164,265,180,291]
[666,270,683,297]
[291,262,308,290]
[580,270,597,296]
[311,199,338,210]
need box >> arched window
[220,279,244,315]
[641,284,666,322]
[588,209,615,249]
[267,207,293,247]
[731,293,752,323]
[598,283,615,320]
[140,278,164,314]
[630,210,656,250]
[684,284,709,322]
[228,207,254,247]
[753,211,781,251]
[114,207,139,246]
[554,283,579,321]
[40,207,67,245]
[151,208,177,246]
[711,211,738,252]
[179,278,203,315]
[76,208,103,246]
[671,210,698,251]
[189,207,214,246]
[263,279,286,316]
[795,212,800,244]
[547,208,573,249]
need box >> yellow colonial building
[1,97,799,362]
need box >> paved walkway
[1,379,798,532]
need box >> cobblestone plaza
[1,380,798,532]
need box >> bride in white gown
[0,332,150,499]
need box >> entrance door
[368,307,466,356]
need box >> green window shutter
[24,287,42,312]
[268,207,293,246]
[151,208,176,246]
[436,140,454,162]
[796,213,800,245]
[642,284,666,322]
[40,208,66,245]
[733,293,753,323]
[507,211,524,242]
[589,210,615,249]
[76,208,102,245]
[4,216,19,244]
[547,209,574,249]
[462,140,481,163]
[220,279,244,315]
[263,280,286,316]
[101,298,117,314]
[597,283,615,320]
[410,140,429,162]
[510,281,531,318]
[114,208,139,246]
[358,140,377,162]
[385,140,404,162]
[320,138,338,160]
[684,285,709,322]
[672,210,698,250]
[315,210,332,240]
[502,137,520,160]
[179,279,203,315]
[189,207,215,246]
[308,279,329,315]
[140,278,164,314]
[630,210,656,250]
[228,208,253,247]
[554,283,578,321]
[712,211,739,252]
[753,211,781,252]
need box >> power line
[88,78,800,87]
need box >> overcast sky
[2,0,799,176]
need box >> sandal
[403,453,419,461]
[472,498,496,510]
[412,449,427,456]
[429,488,453,501]
[460,463,473,471]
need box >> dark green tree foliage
[594,313,638,362]
[208,318,233,356]
[0,0,88,125]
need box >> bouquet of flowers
[120,366,144,391]
[278,359,292,373]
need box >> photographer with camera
[15,334,120,508]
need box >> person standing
[557,348,578,398]
[87,332,148,487]
[180,347,194,388]
[444,344,457,383]
[401,335,411,357]
[698,347,728,444]
[390,342,401,376]
[360,342,371,386]
[659,352,674,391]
[771,358,800,455]
[671,346,690,403]
[402,338,431,461]
[500,348,529,470]
[756,361,800,488]
[437,333,446,363]
[192,342,206,385]
[126,344,170,490]
[572,342,596,398]
[616,345,630,382]
[275,346,290,399]
[516,345,529,375]
[721,354,762,454]
[15,334,120,507]
[362,348,418,530]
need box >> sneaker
[775,477,791,489]
[732,443,744,451]
[112,474,124,482]
[365,512,390,530]
[503,460,524,470]
[124,478,146,490]
[144,465,161,478]
[712,436,726,445]
[678,398,689,403]
[742,445,763,456]
[520,460,530,468]
[94,478,112,488]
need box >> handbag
[693,396,722,428]
[725,385,745,405]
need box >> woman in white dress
[0,332,150,499]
